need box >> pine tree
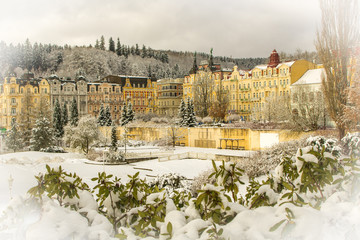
[120,103,128,126]
[70,98,79,126]
[178,99,187,126]
[109,37,115,52]
[141,45,147,58]
[111,125,117,151]
[30,117,55,151]
[98,104,106,126]
[62,102,68,126]
[53,99,63,138]
[105,106,113,126]
[100,35,105,51]
[5,118,23,152]
[126,102,135,123]
[135,44,140,55]
[187,98,197,127]
[95,39,100,49]
[116,38,121,56]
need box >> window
[10,88,15,93]
[11,108,16,115]
[11,98,16,103]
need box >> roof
[253,65,268,70]
[292,68,325,86]
[276,61,295,68]
[99,75,156,88]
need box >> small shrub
[203,116,213,124]
[40,146,66,153]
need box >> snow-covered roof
[253,65,267,70]
[292,68,325,86]
[276,61,295,68]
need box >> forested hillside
[0,37,316,80]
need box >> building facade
[0,73,51,130]
[48,75,88,118]
[87,75,157,123]
[156,78,183,116]
[219,50,317,121]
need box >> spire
[268,49,280,68]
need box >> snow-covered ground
[0,144,359,240]
[0,147,224,212]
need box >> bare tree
[344,59,360,129]
[193,69,214,118]
[166,119,186,148]
[209,83,229,122]
[316,0,359,139]
[261,95,291,123]
[290,86,328,131]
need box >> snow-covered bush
[227,114,240,123]
[238,138,307,178]
[195,116,203,123]
[306,135,341,157]
[40,146,66,153]
[202,116,213,124]
[191,169,216,196]
[150,173,191,195]
[135,112,158,122]
[342,132,360,157]
[104,150,125,163]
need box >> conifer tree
[105,106,113,126]
[187,98,197,127]
[141,45,147,58]
[120,103,128,126]
[30,117,55,151]
[126,102,135,123]
[62,102,68,126]
[135,44,140,55]
[5,118,23,152]
[53,99,63,138]
[111,125,117,151]
[100,35,105,51]
[98,104,106,126]
[116,38,121,56]
[178,99,187,126]
[70,98,79,126]
[95,39,100,49]
[109,37,115,52]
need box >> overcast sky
[0,0,321,58]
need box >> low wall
[99,126,308,151]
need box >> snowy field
[0,142,359,240]
[0,148,224,212]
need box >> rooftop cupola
[267,49,280,68]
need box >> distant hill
[0,39,317,80]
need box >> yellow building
[87,75,158,123]
[0,73,50,130]
[223,50,317,121]
[156,78,184,116]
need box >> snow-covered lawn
[0,140,359,240]
[0,148,219,212]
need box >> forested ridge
[0,37,316,80]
